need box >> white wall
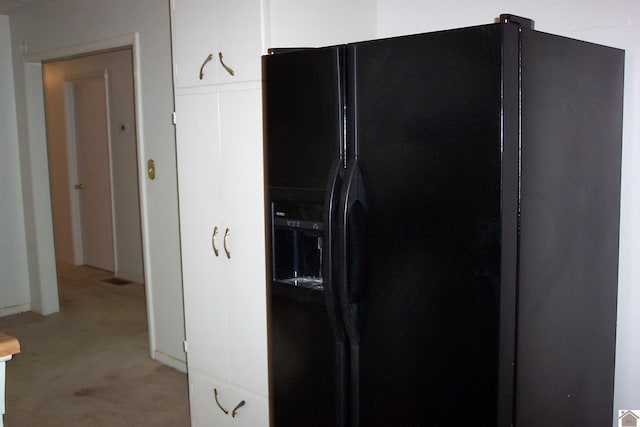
[7,0,185,370]
[267,0,376,47]
[376,0,640,418]
[42,49,144,283]
[0,15,31,316]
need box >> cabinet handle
[218,52,235,76]
[199,53,213,80]
[231,400,246,418]
[213,388,229,415]
[223,228,231,259]
[211,226,220,257]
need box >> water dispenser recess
[272,200,324,290]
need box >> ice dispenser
[271,200,324,290]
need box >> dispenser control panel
[271,200,324,290]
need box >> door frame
[22,33,160,359]
[63,70,117,269]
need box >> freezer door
[263,46,349,427]
[262,46,345,191]
[269,281,338,427]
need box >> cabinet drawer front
[190,373,231,427]
[189,372,269,427]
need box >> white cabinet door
[218,89,268,396]
[229,387,269,427]
[171,0,217,88]
[190,372,231,427]
[172,0,263,89]
[175,92,231,381]
[214,0,264,85]
[189,371,269,427]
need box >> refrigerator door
[263,47,345,191]
[263,46,348,427]
[346,25,505,425]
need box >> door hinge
[172,111,177,125]
[500,14,535,30]
[183,340,188,353]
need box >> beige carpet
[0,263,190,426]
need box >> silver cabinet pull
[211,226,220,257]
[199,53,213,80]
[223,228,231,259]
[231,400,246,418]
[213,388,229,414]
[218,52,235,76]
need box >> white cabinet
[171,0,263,88]
[175,87,267,424]
[172,1,268,424]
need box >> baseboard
[154,349,187,373]
[0,303,31,318]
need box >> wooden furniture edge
[0,332,20,357]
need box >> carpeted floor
[0,263,190,426]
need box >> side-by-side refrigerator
[262,15,624,427]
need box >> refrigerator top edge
[263,17,513,56]
[263,15,623,57]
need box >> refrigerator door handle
[338,159,368,341]
[338,159,367,426]
[324,157,350,427]
[324,157,346,340]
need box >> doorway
[42,48,144,283]
[65,72,115,271]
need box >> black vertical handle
[339,159,367,340]
[323,158,349,427]
[338,159,367,427]
[324,158,346,340]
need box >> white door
[72,76,115,271]
[175,92,230,378]
[219,89,268,396]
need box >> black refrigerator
[262,15,624,427]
